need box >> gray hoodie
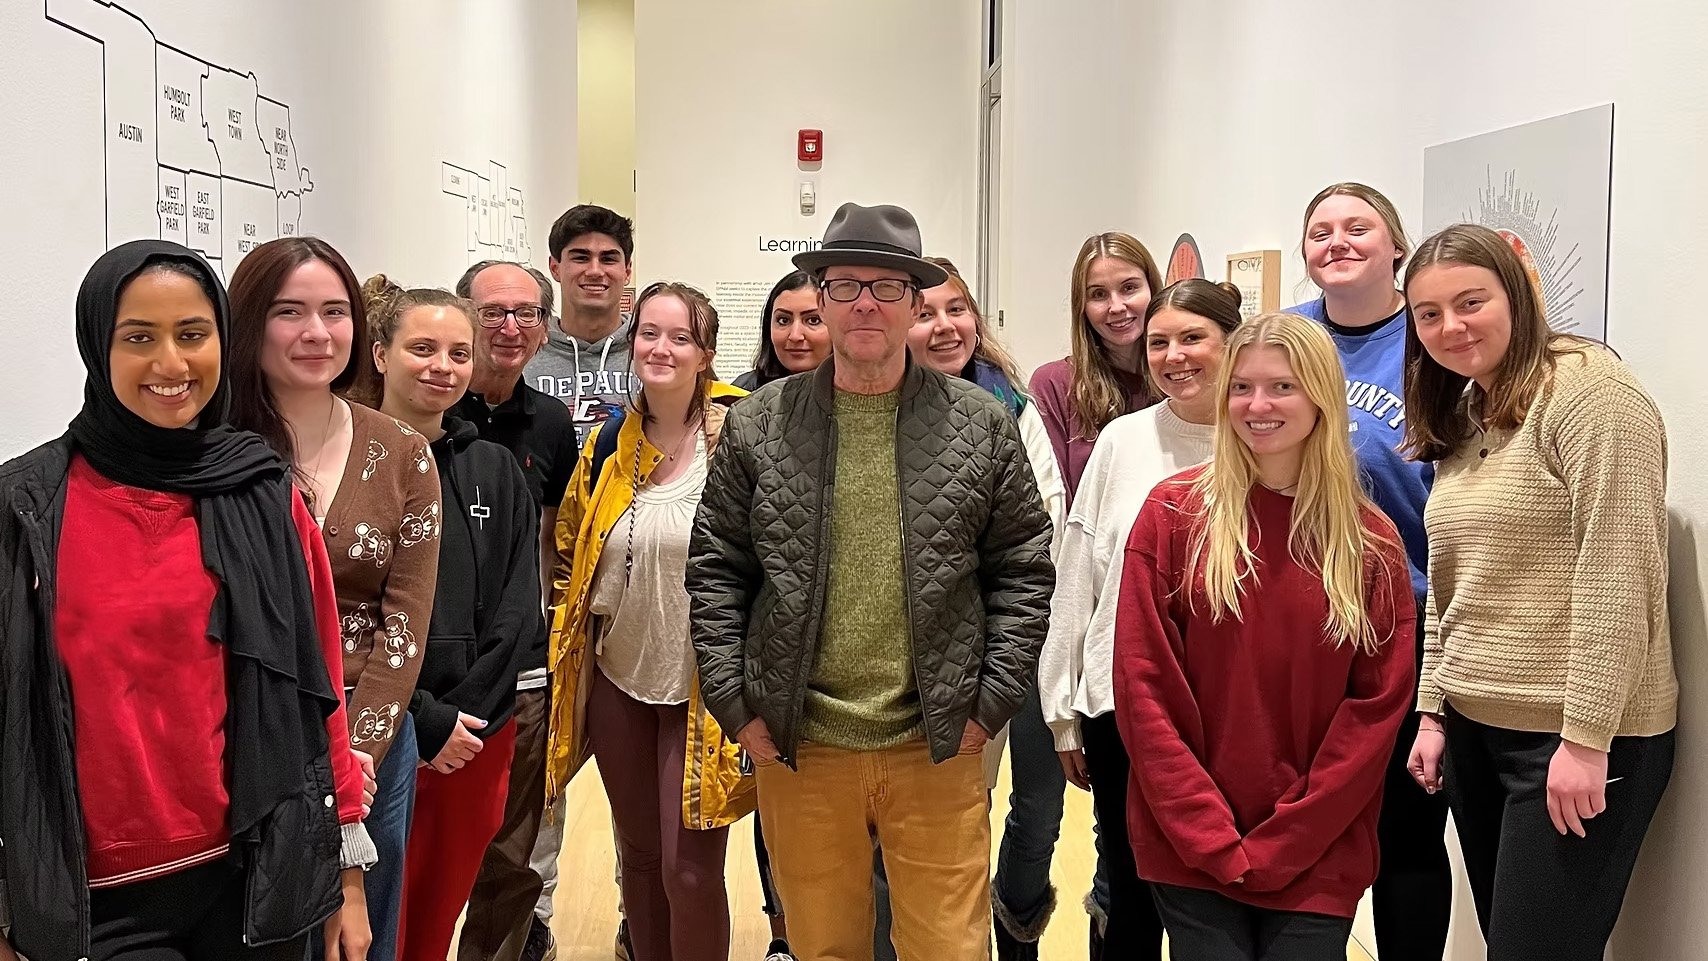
[524,314,635,447]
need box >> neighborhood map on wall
[442,160,533,267]
[45,0,314,279]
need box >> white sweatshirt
[1019,403,1066,562]
[1038,401,1214,751]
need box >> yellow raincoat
[545,382,756,830]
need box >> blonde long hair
[1068,232,1162,437]
[1186,312,1394,653]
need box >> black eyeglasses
[821,278,915,303]
[477,305,544,328]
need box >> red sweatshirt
[56,455,365,887]
[1113,469,1414,917]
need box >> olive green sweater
[801,389,925,749]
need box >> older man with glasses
[688,203,1054,961]
[451,259,580,961]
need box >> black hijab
[67,239,339,843]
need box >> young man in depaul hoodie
[526,204,638,448]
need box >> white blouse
[589,433,707,705]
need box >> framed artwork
[1422,104,1614,340]
[1226,250,1281,319]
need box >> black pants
[90,860,314,961]
[753,816,785,918]
[1371,606,1452,961]
[1151,884,1351,961]
[1444,707,1674,961]
[1081,711,1164,961]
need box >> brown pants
[756,741,991,961]
[587,668,732,961]
[457,687,550,961]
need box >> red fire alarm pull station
[798,129,823,163]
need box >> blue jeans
[992,683,1066,939]
[365,714,419,961]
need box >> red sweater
[56,455,365,887]
[1113,469,1414,917]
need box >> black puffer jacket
[687,360,1054,766]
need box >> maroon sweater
[56,455,365,887]
[1028,357,1153,506]
[1113,469,1414,917]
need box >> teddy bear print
[382,612,418,668]
[399,501,441,548]
[340,603,376,654]
[347,521,394,567]
[350,702,402,745]
[361,439,389,481]
[413,446,432,475]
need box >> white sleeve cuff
[341,821,380,871]
[1049,717,1083,753]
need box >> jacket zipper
[789,416,837,765]
[893,404,934,751]
[242,836,260,944]
[21,507,93,960]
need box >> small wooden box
[1226,250,1281,318]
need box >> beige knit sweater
[1418,345,1677,752]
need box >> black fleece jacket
[411,415,544,760]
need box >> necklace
[653,413,704,463]
[298,397,342,507]
[1265,482,1300,496]
[625,414,704,584]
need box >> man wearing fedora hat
[687,202,1054,959]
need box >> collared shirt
[452,379,580,513]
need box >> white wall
[0,0,577,456]
[1003,0,1708,956]
[633,0,981,331]
[997,0,1149,373]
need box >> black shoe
[521,917,557,961]
[763,938,797,961]
[615,919,635,961]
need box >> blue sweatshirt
[1286,298,1431,601]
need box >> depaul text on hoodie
[524,316,635,447]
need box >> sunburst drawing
[1465,170,1587,335]
[1422,104,1612,342]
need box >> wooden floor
[541,754,1376,961]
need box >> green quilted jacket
[687,359,1055,766]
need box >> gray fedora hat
[793,203,949,289]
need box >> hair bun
[360,273,405,316]
[1215,281,1243,309]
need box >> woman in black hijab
[0,241,376,961]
